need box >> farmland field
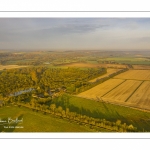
[56,95,150,131]
[133,65,150,70]
[78,70,150,110]
[78,79,125,99]
[127,81,150,109]
[0,106,102,132]
[114,70,150,80]
[78,69,150,111]
[0,65,27,70]
[100,57,150,65]
[102,80,142,102]
[89,68,122,83]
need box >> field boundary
[125,81,144,102]
[101,79,126,97]
[113,70,150,81]
[76,96,150,113]
[113,77,150,82]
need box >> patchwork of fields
[78,70,150,111]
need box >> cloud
[135,36,150,42]
[0,18,150,50]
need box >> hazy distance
[0,18,150,51]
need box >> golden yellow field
[89,68,122,83]
[78,68,150,110]
[127,81,150,109]
[0,65,27,70]
[78,79,125,100]
[114,70,150,81]
[102,80,142,102]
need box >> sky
[0,18,150,50]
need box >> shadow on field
[53,97,150,131]
[54,98,119,120]
[66,104,108,120]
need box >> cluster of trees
[0,70,34,96]
[0,66,107,96]
[0,66,47,96]
[39,67,106,93]
[1,66,129,102]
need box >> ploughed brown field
[78,69,150,111]
[0,65,27,70]
[133,65,150,70]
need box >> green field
[86,60,99,64]
[54,95,150,132]
[4,59,34,65]
[0,106,109,132]
[99,57,150,65]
